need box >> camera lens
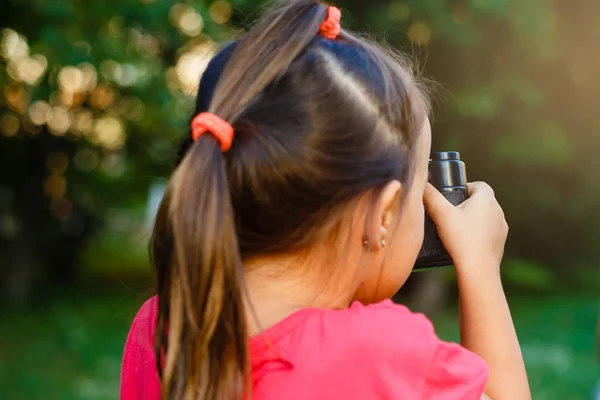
[429,151,467,189]
[431,151,460,161]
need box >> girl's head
[152,0,431,398]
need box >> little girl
[120,1,530,399]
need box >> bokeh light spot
[4,86,27,113]
[117,97,146,122]
[452,3,472,25]
[388,2,411,22]
[71,109,94,135]
[47,106,72,135]
[0,113,20,136]
[174,42,217,94]
[58,66,84,92]
[46,151,69,174]
[90,85,115,110]
[29,100,50,125]
[1,28,29,61]
[78,62,98,92]
[408,22,432,45]
[44,174,67,199]
[118,64,138,87]
[209,1,232,25]
[180,9,204,37]
[0,213,19,239]
[13,54,48,85]
[170,4,204,37]
[169,3,188,26]
[101,153,126,178]
[100,59,123,82]
[108,16,125,39]
[22,116,42,134]
[74,148,100,172]
[94,116,125,151]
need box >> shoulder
[335,300,440,364]
[338,300,437,344]
[120,296,161,400]
[126,296,159,351]
[134,296,159,327]
[327,300,488,398]
[347,298,432,330]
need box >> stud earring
[379,226,387,248]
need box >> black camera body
[414,151,468,271]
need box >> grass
[434,296,599,400]
[0,287,149,400]
[0,286,597,400]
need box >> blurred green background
[0,0,598,399]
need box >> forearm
[457,265,530,400]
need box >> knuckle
[469,181,496,199]
[499,206,506,218]
[483,183,495,197]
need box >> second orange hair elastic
[190,6,341,151]
[319,6,341,40]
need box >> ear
[363,180,402,251]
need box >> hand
[423,182,508,278]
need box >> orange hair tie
[191,112,234,152]
[319,6,341,40]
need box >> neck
[242,250,360,337]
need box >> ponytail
[154,141,246,399]
[210,0,330,120]
[152,1,335,399]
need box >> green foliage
[0,0,243,211]
[503,258,556,291]
[362,0,600,271]
[434,295,599,399]
[0,288,597,399]
[494,122,571,166]
[0,290,145,400]
[1,0,599,295]
[0,0,250,300]
[0,2,598,397]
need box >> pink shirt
[121,297,487,399]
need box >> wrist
[454,256,502,286]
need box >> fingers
[423,183,454,218]
[467,181,495,198]
[465,182,507,230]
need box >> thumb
[423,183,454,219]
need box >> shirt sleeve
[347,300,488,400]
[423,340,488,400]
[120,296,161,400]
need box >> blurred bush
[1,1,598,398]
[1,0,599,304]
[0,0,239,302]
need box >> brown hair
[151,0,430,398]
